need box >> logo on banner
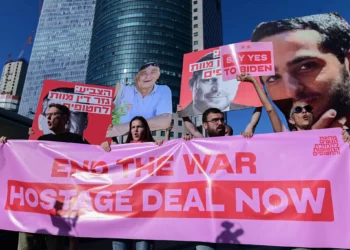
[313,136,340,156]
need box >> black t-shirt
[38,132,89,144]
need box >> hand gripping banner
[0,128,349,249]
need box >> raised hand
[236,73,257,83]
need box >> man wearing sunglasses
[107,62,172,137]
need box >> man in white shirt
[107,62,173,137]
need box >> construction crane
[4,0,42,63]
[17,34,33,60]
[16,0,42,60]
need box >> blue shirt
[113,83,172,124]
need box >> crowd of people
[1,68,350,250]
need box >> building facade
[186,0,224,136]
[18,0,96,118]
[192,0,223,51]
[0,60,28,111]
[146,0,224,140]
[86,0,193,111]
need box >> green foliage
[112,100,130,125]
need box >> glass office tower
[18,0,96,118]
[86,0,192,110]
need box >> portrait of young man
[251,12,350,129]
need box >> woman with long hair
[125,116,156,143]
[101,116,161,250]
[101,116,162,151]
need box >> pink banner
[220,42,275,81]
[0,128,349,248]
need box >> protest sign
[220,42,274,81]
[250,12,350,128]
[179,44,263,117]
[30,79,114,145]
[107,67,173,137]
[1,128,350,249]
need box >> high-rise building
[188,0,224,136]
[192,0,223,51]
[0,60,28,111]
[18,0,96,118]
[113,0,223,141]
[86,0,193,110]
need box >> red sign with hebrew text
[29,79,115,145]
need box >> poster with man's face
[179,45,264,117]
[251,12,350,129]
[30,79,115,145]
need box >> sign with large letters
[1,128,349,248]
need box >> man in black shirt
[1,103,87,250]
[37,103,88,144]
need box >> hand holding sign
[236,73,257,84]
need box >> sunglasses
[292,105,313,115]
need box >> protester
[181,107,229,250]
[39,87,89,137]
[108,62,172,136]
[1,103,88,250]
[101,116,163,152]
[101,116,162,250]
[251,12,350,130]
[177,104,233,138]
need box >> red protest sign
[30,79,115,145]
[179,44,263,117]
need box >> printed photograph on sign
[107,62,173,138]
[251,12,350,130]
[179,45,263,117]
[30,79,114,145]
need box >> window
[152,131,156,136]
[194,24,198,28]
[194,8,198,12]
[178,120,182,126]
[194,16,198,20]
[194,41,198,45]
[170,132,174,138]
[194,0,198,4]
[178,132,182,138]
[161,131,165,136]
[194,32,198,37]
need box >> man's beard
[329,66,350,119]
[207,126,225,137]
